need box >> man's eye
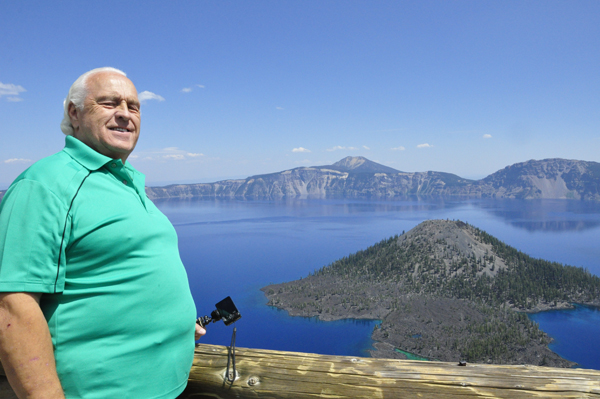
[100,102,117,107]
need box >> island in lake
[262,220,600,367]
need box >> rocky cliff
[145,157,600,201]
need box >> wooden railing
[2,344,600,398]
[179,344,600,398]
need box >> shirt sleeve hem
[0,282,60,294]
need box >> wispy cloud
[276,106,284,110]
[363,145,370,150]
[134,147,203,161]
[417,143,433,148]
[483,134,492,139]
[0,82,26,101]
[391,146,405,151]
[4,158,31,164]
[292,147,311,153]
[181,84,205,93]
[139,91,165,102]
[327,146,357,152]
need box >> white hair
[60,67,127,136]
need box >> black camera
[196,296,241,328]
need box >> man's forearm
[0,293,64,399]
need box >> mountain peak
[328,156,400,174]
[332,156,369,170]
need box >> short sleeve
[0,179,68,293]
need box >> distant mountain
[325,156,401,174]
[145,157,600,201]
[262,219,600,366]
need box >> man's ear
[68,102,80,133]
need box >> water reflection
[155,197,600,232]
[472,199,600,232]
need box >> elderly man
[0,67,205,398]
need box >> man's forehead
[87,72,137,95]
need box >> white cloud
[4,158,31,164]
[276,106,284,110]
[181,84,205,93]
[483,134,492,139]
[363,145,370,150]
[138,91,165,102]
[133,147,204,161]
[0,82,26,97]
[0,82,26,101]
[417,143,433,148]
[391,146,405,151]
[292,147,311,153]
[327,146,357,152]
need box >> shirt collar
[63,135,114,171]
[63,135,148,206]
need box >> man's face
[69,72,141,162]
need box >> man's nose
[115,101,131,120]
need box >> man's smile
[109,127,132,133]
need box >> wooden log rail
[178,344,600,398]
[2,344,600,398]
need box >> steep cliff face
[476,159,600,200]
[145,156,474,200]
[144,156,600,201]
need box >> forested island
[262,220,600,367]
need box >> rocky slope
[145,157,600,201]
[262,220,600,367]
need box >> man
[0,67,205,398]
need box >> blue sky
[1,1,599,188]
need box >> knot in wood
[248,377,259,386]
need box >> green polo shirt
[0,136,196,398]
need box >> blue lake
[156,198,600,369]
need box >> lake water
[156,198,600,369]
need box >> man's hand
[195,323,206,340]
[0,292,65,399]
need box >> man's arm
[0,292,64,399]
